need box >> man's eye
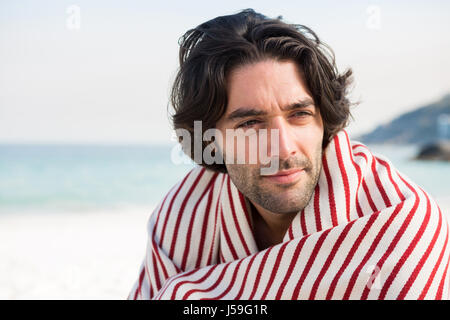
[237,119,261,129]
[291,111,312,118]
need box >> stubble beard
[226,148,323,215]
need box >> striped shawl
[129,130,450,300]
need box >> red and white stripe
[128,130,450,300]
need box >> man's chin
[259,200,305,215]
[254,180,316,211]
[253,191,310,214]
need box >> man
[129,9,449,300]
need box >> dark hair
[170,9,355,173]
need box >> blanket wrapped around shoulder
[129,130,450,300]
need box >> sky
[1,0,449,144]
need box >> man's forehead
[224,61,313,111]
[227,60,307,93]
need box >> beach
[0,207,151,299]
[1,199,449,300]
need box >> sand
[1,197,448,300]
[0,207,151,299]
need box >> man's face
[215,59,324,215]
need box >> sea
[0,142,449,214]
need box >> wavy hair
[170,9,355,172]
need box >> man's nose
[269,117,298,160]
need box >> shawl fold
[129,130,450,300]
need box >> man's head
[215,59,324,214]
[171,9,354,214]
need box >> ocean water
[0,144,194,213]
[0,143,448,214]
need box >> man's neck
[249,201,298,251]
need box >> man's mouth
[261,168,304,184]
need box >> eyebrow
[225,98,315,122]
